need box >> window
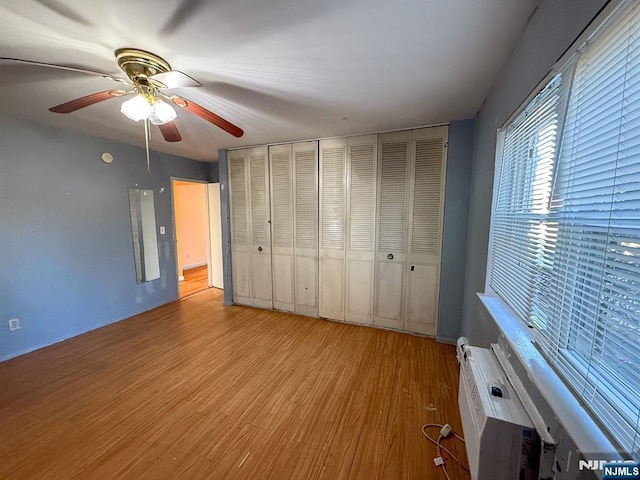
[488,0,640,459]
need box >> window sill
[476,293,622,461]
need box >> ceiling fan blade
[171,95,244,138]
[49,89,127,114]
[158,122,182,142]
[150,70,202,89]
[0,57,127,83]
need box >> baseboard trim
[183,262,207,270]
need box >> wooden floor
[0,288,469,480]
[179,265,209,298]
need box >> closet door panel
[405,264,439,335]
[248,147,272,308]
[296,256,319,314]
[375,261,405,323]
[373,131,411,330]
[269,144,295,311]
[406,127,447,265]
[319,138,346,320]
[251,252,273,308]
[404,126,448,335]
[228,150,251,305]
[346,257,373,322]
[345,135,377,325]
[320,255,344,318]
[293,141,319,316]
[231,245,251,303]
[272,258,293,307]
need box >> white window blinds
[489,0,640,459]
[490,73,571,323]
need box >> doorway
[172,179,212,298]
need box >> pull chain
[144,118,151,173]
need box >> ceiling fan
[0,48,244,143]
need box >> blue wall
[437,119,474,342]
[0,116,211,361]
[209,161,220,183]
[217,149,234,306]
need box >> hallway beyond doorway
[179,265,209,298]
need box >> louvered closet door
[374,131,411,330]
[269,144,295,312]
[228,149,252,305]
[319,138,347,320]
[247,146,273,309]
[404,126,448,335]
[293,141,319,316]
[345,134,377,325]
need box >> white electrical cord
[422,423,469,479]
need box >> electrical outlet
[8,318,20,331]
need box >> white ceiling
[0,0,537,162]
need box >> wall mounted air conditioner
[457,341,540,480]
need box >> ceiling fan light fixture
[149,99,177,125]
[121,93,153,122]
[38,47,241,139]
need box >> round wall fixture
[101,152,114,164]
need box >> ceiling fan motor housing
[115,48,172,85]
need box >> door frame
[170,177,214,299]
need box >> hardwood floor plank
[179,265,210,298]
[0,288,469,479]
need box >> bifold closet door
[293,141,319,316]
[404,126,448,335]
[345,135,377,325]
[247,147,273,309]
[374,130,411,330]
[319,138,347,320]
[269,144,295,312]
[228,149,251,305]
[228,147,272,308]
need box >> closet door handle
[258,246,263,252]
[387,253,394,260]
